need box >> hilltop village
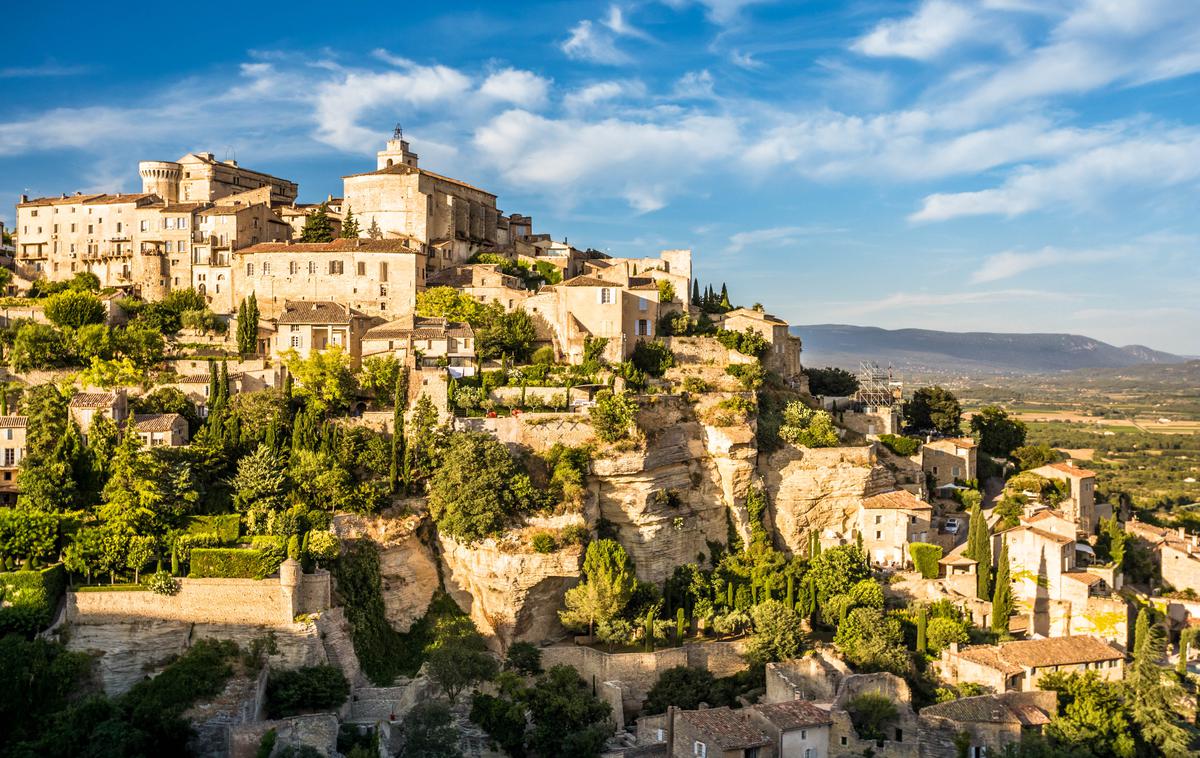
[1,132,1198,758]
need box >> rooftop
[133,413,184,433]
[751,700,832,730]
[69,392,119,408]
[342,162,496,196]
[921,693,1054,726]
[956,635,1122,673]
[363,314,474,340]
[1036,461,1098,479]
[862,490,932,510]
[277,300,367,325]
[238,239,421,255]
[676,707,770,750]
[928,437,978,449]
[0,416,28,429]
[561,275,616,288]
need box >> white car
[944,518,961,535]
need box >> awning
[1075,543,1096,555]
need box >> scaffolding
[853,361,900,407]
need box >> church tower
[376,124,419,170]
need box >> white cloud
[970,245,1127,283]
[0,62,90,78]
[668,0,773,25]
[853,0,980,60]
[673,70,715,99]
[727,225,836,253]
[563,80,644,112]
[728,50,762,69]
[911,130,1200,221]
[479,69,551,107]
[603,5,652,40]
[829,288,1060,317]
[562,20,632,65]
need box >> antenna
[223,146,237,163]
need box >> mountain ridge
[792,324,1187,374]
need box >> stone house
[936,635,1124,692]
[719,307,803,381]
[917,691,1056,758]
[0,416,28,503]
[69,390,128,437]
[189,200,291,314]
[426,263,531,311]
[272,300,375,369]
[581,248,693,304]
[1028,461,1098,536]
[748,700,833,758]
[1161,535,1200,594]
[828,673,918,758]
[234,239,425,321]
[858,490,933,567]
[671,706,774,758]
[998,518,1076,604]
[523,271,663,364]
[360,315,477,377]
[764,651,851,704]
[921,438,977,489]
[132,413,189,447]
[138,152,297,206]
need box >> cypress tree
[1134,607,1150,657]
[786,575,795,609]
[806,576,818,621]
[389,381,405,494]
[991,543,1013,635]
[727,582,734,609]
[719,283,731,310]
[170,547,179,577]
[246,293,259,354]
[645,607,656,652]
[1177,630,1190,676]
[207,359,218,410]
[676,607,686,643]
[236,299,248,353]
[976,513,992,601]
[916,606,927,653]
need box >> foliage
[477,308,537,362]
[282,346,356,413]
[806,366,860,397]
[147,570,180,596]
[878,433,921,457]
[417,286,485,325]
[428,431,526,543]
[724,361,765,390]
[1013,443,1061,471]
[1039,671,1138,758]
[300,204,336,242]
[0,636,94,749]
[926,617,970,653]
[560,539,637,637]
[630,339,674,377]
[130,387,201,435]
[44,290,105,329]
[904,386,962,435]
[589,390,638,443]
[778,401,839,447]
[358,355,402,405]
[340,206,361,238]
[806,544,870,602]
[231,447,289,533]
[715,327,769,357]
[78,356,146,388]
[834,607,909,675]
[188,547,279,579]
[746,599,806,664]
[908,542,943,578]
[10,322,70,371]
[0,564,67,638]
[1126,617,1196,754]
[401,701,463,758]
[236,293,259,355]
[524,665,612,758]
[964,502,992,600]
[846,693,899,741]
[504,641,543,676]
[971,405,1028,458]
[658,309,691,336]
[991,543,1014,634]
[265,666,350,718]
[427,634,499,703]
[643,666,719,714]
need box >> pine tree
[300,204,336,242]
[340,206,361,238]
[367,217,383,240]
[991,542,1013,635]
[691,279,700,305]
[916,606,927,653]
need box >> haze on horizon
[2,0,1198,353]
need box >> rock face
[439,535,583,651]
[333,510,439,632]
[762,444,895,556]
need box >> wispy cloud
[853,0,981,61]
[0,62,91,78]
[726,225,839,253]
[562,20,633,65]
[970,245,1127,284]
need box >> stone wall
[764,650,852,703]
[187,667,268,758]
[333,512,439,632]
[229,713,340,758]
[454,413,594,451]
[830,673,918,758]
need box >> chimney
[666,705,676,750]
[20,194,28,203]
[949,641,960,654]
[1180,527,1186,539]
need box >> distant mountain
[793,324,1188,374]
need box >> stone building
[426,263,531,311]
[278,196,344,239]
[0,416,28,503]
[138,152,297,205]
[233,239,426,321]
[921,438,977,489]
[272,300,375,369]
[360,315,476,377]
[936,635,1124,692]
[132,413,189,447]
[670,706,774,758]
[748,700,833,758]
[719,307,803,381]
[69,390,128,438]
[917,691,1056,758]
[341,131,500,269]
[1028,461,1098,536]
[828,673,918,758]
[858,490,933,567]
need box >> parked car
[944,518,961,534]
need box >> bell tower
[376,124,419,170]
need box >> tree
[10,323,69,372]
[525,665,612,758]
[806,544,871,602]
[504,642,543,676]
[366,216,383,240]
[1014,443,1060,471]
[401,700,463,758]
[971,405,1027,458]
[846,693,899,741]
[131,386,201,436]
[1127,618,1196,755]
[236,294,259,355]
[427,635,499,704]
[588,391,638,443]
[965,502,992,600]
[340,206,361,238]
[17,385,82,512]
[904,386,962,435]
[281,346,355,413]
[916,606,927,653]
[416,286,485,325]
[746,599,806,664]
[231,447,290,534]
[559,539,637,637]
[44,290,105,329]
[477,307,536,362]
[0,266,12,293]
[834,607,909,674]
[428,431,524,543]
[406,394,442,484]
[656,279,675,304]
[299,204,335,242]
[991,542,1014,635]
[1040,671,1137,757]
[691,279,700,305]
[358,355,402,405]
[1133,607,1150,658]
[643,666,718,714]
[265,666,350,718]
[926,617,970,653]
[806,366,860,397]
[778,402,839,447]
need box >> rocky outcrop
[333,510,439,632]
[762,444,895,556]
[439,535,583,651]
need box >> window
[329,260,344,275]
[875,530,882,540]
[289,261,298,275]
[639,297,648,311]
[655,729,664,742]
[875,514,882,525]
[379,262,388,281]
[141,219,149,232]
[246,263,254,276]
[308,261,317,274]
[262,262,270,275]
[800,730,807,740]
[179,217,188,229]
[745,749,759,758]
[895,728,903,742]
[380,284,388,296]
[804,750,814,758]
[841,736,849,746]
[600,288,613,304]
[637,319,650,336]
[290,336,301,348]
[357,261,366,276]
[692,742,707,758]
[3,449,12,467]
[953,466,960,477]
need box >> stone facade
[719,307,802,381]
[139,152,297,205]
[1029,461,1098,536]
[524,270,664,364]
[0,415,28,501]
[132,412,189,446]
[917,691,1056,758]
[858,490,933,567]
[271,300,375,369]
[921,438,977,489]
[936,635,1124,692]
[361,314,476,376]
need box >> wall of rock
[762,444,895,556]
[332,511,439,632]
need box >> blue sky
[3,0,1199,353]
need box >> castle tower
[278,557,302,624]
[138,160,182,203]
[376,124,419,170]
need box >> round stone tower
[278,557,302,624]
[139,160,182,203]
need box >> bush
[44,290,105,329]
[532,346,555,365]
[505,641,543,675]
[589,390,639,443]
[0,564,66,637]
[846,693,898,741]
[806,366,860,396]
[184,514,241,544]
[188,548,278,579]
[681,376,711,394]
[531,532,557,553]
[878,434,921,457]
[266,665,350,718]
[559,523,590,546]
[724,361,765,390]
[779,402,839,447]
[630,339,674,377]
[710,396,756,426]
[658,310,691,336]
[926,617,970,653]
[908,543,943,579]
[148,570,181,596]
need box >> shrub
[184,514,241,544]
[531,532,557,553]
[908,543,943,579]
[0,564,66,637]
[724,361,765,390]
[779,402,839,447]
[505,641,543,675]
[878,434,921,457]
[710,395,757,426]
[589,390,639,443]
[559,523,590,546]
[532,346,555,365]
[681,376,711,394]
[716,327,769,357]
[44,290,105,329]
[188,548,278,579]
[658,310,691,336]
[846,693,898,741]
[926,617,970,653]
[266,665,350,718]
[148,570,181,596]
[630,339,674,377]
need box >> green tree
[746,599,806,664]
[358,355,402,405]
[406,394,442,484]
[1133,607,1150,657]
[991,542,1014,635]
[16,385,82,511]
[231,447,290,534]
[1013,443,1060,471]
[656,279,675,303]
[1127,618,1195,755]
[44,290,105,329]
[904,386,962,435]
[643,666,718,714]
[504,642,542,676]
[559,539,637,637]
[806,544,870,602]
[282,346,355,413]
[588,390,638,443]
[401,700,464,758]
[416,286,485,325]
[340,206,361,238]
[1040,671,1137,757]
[805,366,860,397]
[236,294,260,355]
[971,405,1028,458]
[964,502,992,600]
[525,665,611,758]
[846,693,899,741]
[299,204,335,242]
[926,617,970,653]
[835,607,909,675]
[778,402,839,447]
[10,323,69,372]
[477,307,536,362]
[427,635,499,704]
[367,216,383,240]
[916,606,927,653]
[427,431,523,543]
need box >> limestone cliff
[762,443,895,556]
[332,510,439,632]
[439,534,583,651]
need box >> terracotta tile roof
[862,490,932,510]
[364,315,473,340]
[342,163,497,196]
[85,193,158,205]
[133,413,184,433]
[677,707,770,750]
[0,416,28,428]
[725,307,788,325]
[929,437,977,449]
[69,392,118,408]
[1000,524,1075,545]
[202,205,254,216]
[19,193,122,207]
[752,700,832,730]
[277,300,364,325]
[238,240,421,254]
[561,275,616,288]
[1039,461,1098,478]
[1062,572,1104,586]
[956,645,1024,676]
[921,693,1053,725]
[161,202,212,213]
[960,636,1122,675]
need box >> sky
[2,0,1199,353]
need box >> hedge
[909,543,943,579]
[183,514,241,544]
[878,434,921,457]
[0,563,67,637]
[188,548,280,579]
